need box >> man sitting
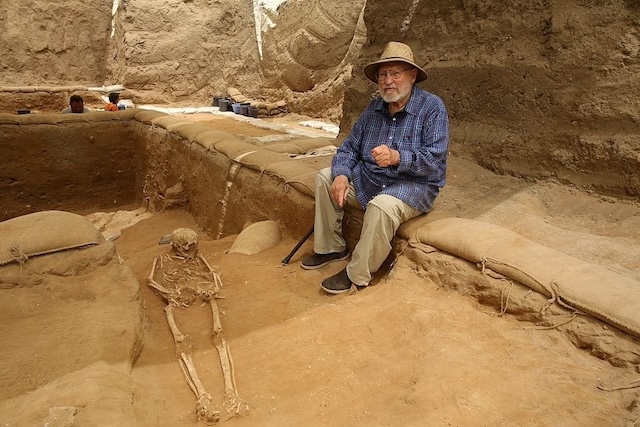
[104,92,123,111]
[301,41,450,294]
[61,95,90,113]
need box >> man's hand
[331,175,350,208]
[371,145,400,167]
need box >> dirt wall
[0,112,351,241]
[258,0,367,122]
[133,122,318,239]
[0,113,144,221]
[0,0,112,86]
[107,0,262,104]
[341,0,640,197]
[3,0,639,197]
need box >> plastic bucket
[218,99,230,112]
[240,105,249,116]
[232,103,242,114]
[248,107,258,118]
[212,96,224,107]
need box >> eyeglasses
[375,68,413,81]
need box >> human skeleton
[147,228,248,424]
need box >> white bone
[210,299,249,416]
[147,237,248,421]
[179,352,220,424]
[164,305,186,343]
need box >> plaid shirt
[332,86,449,213]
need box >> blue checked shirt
[332,86,449,213]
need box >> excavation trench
[0,110,322,239]
[1,110,639,425]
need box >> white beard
[380,84,411,104]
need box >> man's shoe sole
[321,284,352,294]
[300,252,349,270]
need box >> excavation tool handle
[281,226,314,266]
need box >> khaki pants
[313,167,422,286]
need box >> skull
[169,228,199,259]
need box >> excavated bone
[146,228,248,422]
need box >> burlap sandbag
[54,114,92,124]
[168,123,213,142]
[0,211,103,266]
[212,139,260,161]
[77,111,123,122]
[262,160,322,186]
[0,114,21,125]
[134,110,166,124]
[112,108,138,120]
[32,86,58,92]
[235,150,291,173]
[285,171,317,197]
[411,217,505,263]
[484,239,584,297]
[150,115,188,129]
[15,115,63,125]
[194,130,241,151]
[227,87,242,98]
[410,217,640,339]
[227,220,281,255]
[265,138,337,155]
[553,264,640,338]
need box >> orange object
[105,103,118,112]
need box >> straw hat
[363,41,428,83]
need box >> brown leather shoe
[321,268,353,294]
[301,249,349,270]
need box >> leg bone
[210,299,249,417]
[179,352,220,424]
[164,305,186,343]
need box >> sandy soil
[2,0,639,423]
[1,113,639,425]
[115,210,636,426]
[108,115,638,426]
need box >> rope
[479,260,513,317]
[596,377,640,392]
[9,246,28,265]
[499,281,514,316]
[524,313,579,331]
[482,280,514,317]
[482,255,552,297]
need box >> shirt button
[388,136,392,140]
[393,118,396,121]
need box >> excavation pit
[1,110,639,425]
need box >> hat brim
[364,58,428,83]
